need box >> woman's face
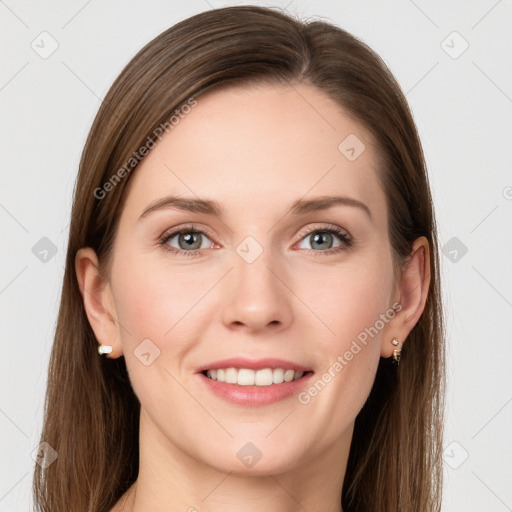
[104,82,399,474]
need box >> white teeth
[238,368,255,386]
[225,367,238,384]
[283,369,295,382]
[205,367,307,386]
[272,368,284,384]
[254,368,273,386]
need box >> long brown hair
[33,5,445,511]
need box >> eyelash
[158,223,353,257]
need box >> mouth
[201,368,314,386]
[195,357,315,405]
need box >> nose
[221,245,293,334]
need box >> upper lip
[195,357,313,373]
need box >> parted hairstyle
[33,5,445,512]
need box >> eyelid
[294,222,351,242]
[159,223,217,243]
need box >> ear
[381,236,431,357]
[75,247,122,358]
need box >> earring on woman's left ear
[391,338,401,365]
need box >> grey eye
[297,230,343,251]
[166,231,213,251]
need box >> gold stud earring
[391,338,401,365]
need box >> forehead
[119,82,387,227]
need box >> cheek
[111,253,205,344]
[294,249,393,408]
[296,250,394,348]
[110,254,204,410]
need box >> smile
[203,367,308,386]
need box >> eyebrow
[138,194,373,222]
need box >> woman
[33,5,445,512]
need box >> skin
[76,82,430,512]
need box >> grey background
[1,0,511,510]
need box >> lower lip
[197,371,315,407]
